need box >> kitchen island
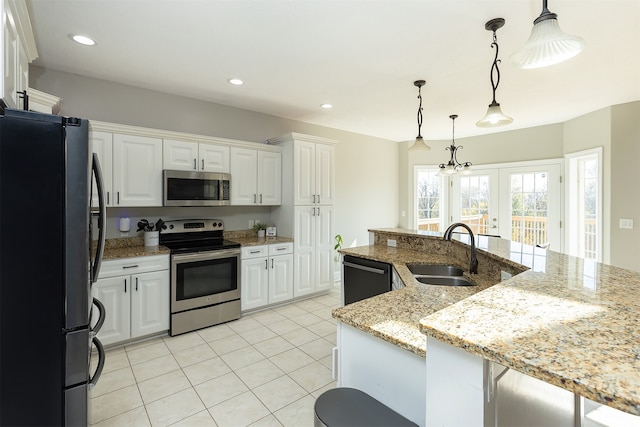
[333,228,640,426]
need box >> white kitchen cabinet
[112,133,163,206]
[163,138,230,173]
[294,140,335,206]
[1,0,36,110]
[90,131,114,207]
[92,255,169,346]
[230,147,281,205]
[241,243,293,311]
[293,205,334,297]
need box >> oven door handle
[172,248,241,263]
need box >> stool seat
[314,387,418,427]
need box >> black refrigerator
[0,109,107,426]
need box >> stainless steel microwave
[163,170,231,206]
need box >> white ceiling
[26,0,640,141]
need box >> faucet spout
[443,222,478,275]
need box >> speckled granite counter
[227,235,293,246]
[102,237,170,260]
[332,231,526,357]
[332,228,640,415]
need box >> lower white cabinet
[241,243,293,311]
[92,255,169,346]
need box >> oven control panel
[162,219,225,234]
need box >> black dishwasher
[343,255,392,304]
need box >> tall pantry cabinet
[270,133,337,297]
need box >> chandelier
[439,115,471,175]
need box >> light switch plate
[619,218,634,229]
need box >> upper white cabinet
[1,0,37,110]
[91,131,114,207]
[163,139,230,173]
[113,134,163,206]
[294,140,335,206]
[230,147,281,206]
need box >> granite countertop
[333,245,499,357]
[333,228,640,416]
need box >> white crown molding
[9,0,38,61]
[27,87,61,114]
[267,132,338,146]
[88,120,281,152]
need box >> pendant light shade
[476,18,512,128]
[476,102,513,128]
[510,0,585,69]
[408,80,431,151]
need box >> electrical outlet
[249,220,255,228]
[500,270,512,281]
[387,239,397,247]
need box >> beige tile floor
[89,287,340,427]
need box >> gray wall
[30,66,400,249]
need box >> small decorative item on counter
[266,225,277,237]
[253,222,267,238]
[137,218,165,248]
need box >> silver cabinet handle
[253,194,256,203]
[194,159,197,170]
[265,259,268,269]
[260,194,263,204]
[313,194,316,203]
[117,191,120,205]
[135,277,139,291]
[276,247,286,251]
[124,278,127,293]
[122,265,139,269]
[312,207,315,217]
[106,192,110,205]
[250,250,261,254]
[317,194,320,204]
[202,159,204,170]
[271,259,274,268]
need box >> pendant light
[438,115,471,175]
[408,80,431,151]
[510,0,585,69]
[476,18,513,128]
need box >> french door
[449,161,562,251]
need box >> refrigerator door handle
[89,336,106,390]
[91,297,106,336]
[91,153,106,283]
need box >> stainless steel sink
[416,276,475,286]
[406,264,464,276]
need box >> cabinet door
[230,147,258,205]
[112,134,163,206]
[200,144,230,173]
[269,253,293,304]
[315,205,335,291]
[294,206,316,297]
[92,276,130,346]
[2,6,18,109]
[258,151,281,205]
[294,141,315,205]
[241,257,269,310]
[91,131,113,207]
[315,143,335,205]
[163,139,198,171]
[130,270,169,339]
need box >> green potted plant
[253,222,267,238]
[334,234,343,263]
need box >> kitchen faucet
[443,223,478,275]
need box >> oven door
[171,248,241,313]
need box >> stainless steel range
[160,219,241,336]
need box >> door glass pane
[416,169,442,232]
[459,175,490,234]
[582,158,598,259]
[510,172,548,247]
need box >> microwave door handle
[91,153,106,283]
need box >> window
[414,168,445,232]
[566,148,602,261]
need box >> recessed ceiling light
[228,78,244,86]
[70,34,96,46]
[320,103,333,109]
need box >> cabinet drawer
[241,245,268,259]
[269,242,293,256]
[98,255,169,278]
